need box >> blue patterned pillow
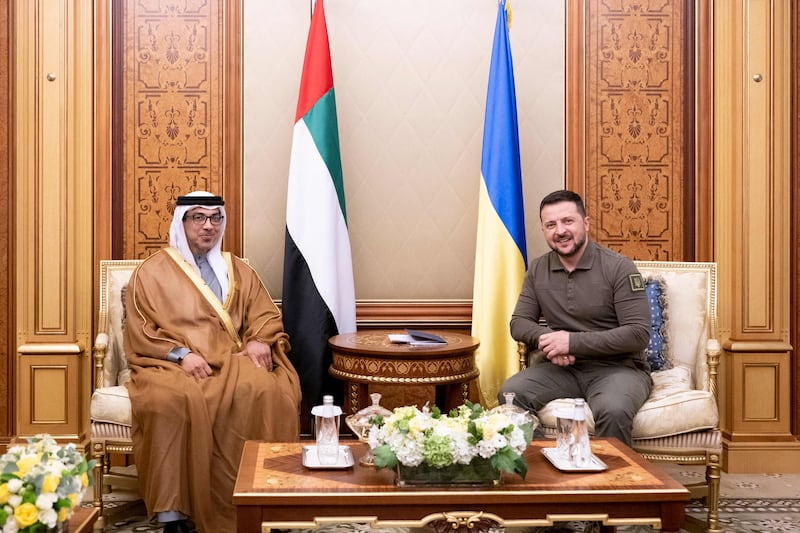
[644,277,671,371]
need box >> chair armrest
[95,332,108,351]
[705,338,721,401]
[518,342,545,370]
[517,341,528,370]
[93,332,109,391]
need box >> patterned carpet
[92,464,800,533]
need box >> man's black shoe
[161,519,196,533]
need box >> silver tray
[541,447,608,472]
[302,445,355,469]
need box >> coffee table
[66,505,99,533]
[233,439,690,533]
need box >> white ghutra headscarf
[169,191,230,301]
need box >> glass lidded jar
[345,392,392,465]
[490,391,539,434]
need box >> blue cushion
[644,277,671,371]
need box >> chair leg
[91,443,106,531]
[705,451,723,533]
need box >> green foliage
[491,446,528,479]
[372,445,398,470]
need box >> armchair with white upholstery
[90,260,141,527]
[518,261,722,533]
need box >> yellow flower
[15,453,40,476]
[0,483,8,504]
[408,415,426,435]
[14,502,38,528]
[482,413,509,440]
[57,506,72,523]
[67,493,78,507]
[80,472,89,487]
[42,474,60,493]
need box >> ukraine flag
[472,0,527,407]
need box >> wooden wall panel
[0,0,12,443]
[715,0,797,469]
[578,0,688,261]
[118,0,240,258]
[793,0,800,435]
[17,354,80,436]
[13,0,94,443]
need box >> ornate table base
[328,330,480,414]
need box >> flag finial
[505,1,512,30]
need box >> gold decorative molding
[426,511,500,533]
[17,343,83,354]
[330,367,478,386]
[259,513,661,533]
[723,341,792,353]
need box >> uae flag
[472,0,527,407]
[282,0,356,422]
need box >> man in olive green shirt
[498,190,651,445]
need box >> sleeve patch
[629,273,645,292]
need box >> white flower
[37,507,58,528]
[508,426,528,453]
[476,433,507,458]
[0,434,94,531]
[370,402,536,478]
[35,492,58,510]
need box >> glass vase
[395,458,502,486]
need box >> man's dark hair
[539,190,586,219]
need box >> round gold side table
[328,329,480,415]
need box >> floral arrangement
[368,401,535,480]
[0,434,95,532]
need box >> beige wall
[243,0,565,299]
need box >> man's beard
[549,234,586,258]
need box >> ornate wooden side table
[328,330,480,415]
